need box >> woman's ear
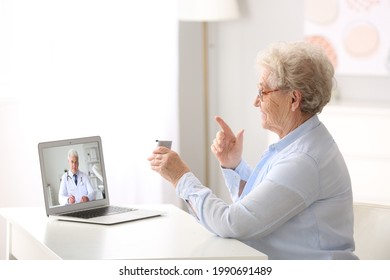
[291,90,302,112]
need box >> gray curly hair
[256,41,335,114]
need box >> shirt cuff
[176,172,206,220]
[220,161,252,201]
[176,172,203,200]
[231,160,252,181]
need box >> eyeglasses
[257,85,280,101]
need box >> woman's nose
[253,95,261,107]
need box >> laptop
[38,136,163,225]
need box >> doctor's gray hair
[67,149,79,160]
[256,41,335,114]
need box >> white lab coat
[58,170,96,205]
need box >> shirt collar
[270,115,320,152]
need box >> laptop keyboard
[61,206,136,219]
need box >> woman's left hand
[147,147,190,187]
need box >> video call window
[41,142,105,208]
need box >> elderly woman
[148,41,358,260]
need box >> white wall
[178,23,206,185]
[321,103,390,205]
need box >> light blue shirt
[176,115,358,259]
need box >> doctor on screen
[58,149,96,205]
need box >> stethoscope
[66,172,83,190]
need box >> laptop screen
[38,136,109,216]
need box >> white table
[0,204,267,260]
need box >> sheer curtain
[0,0,180,207]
